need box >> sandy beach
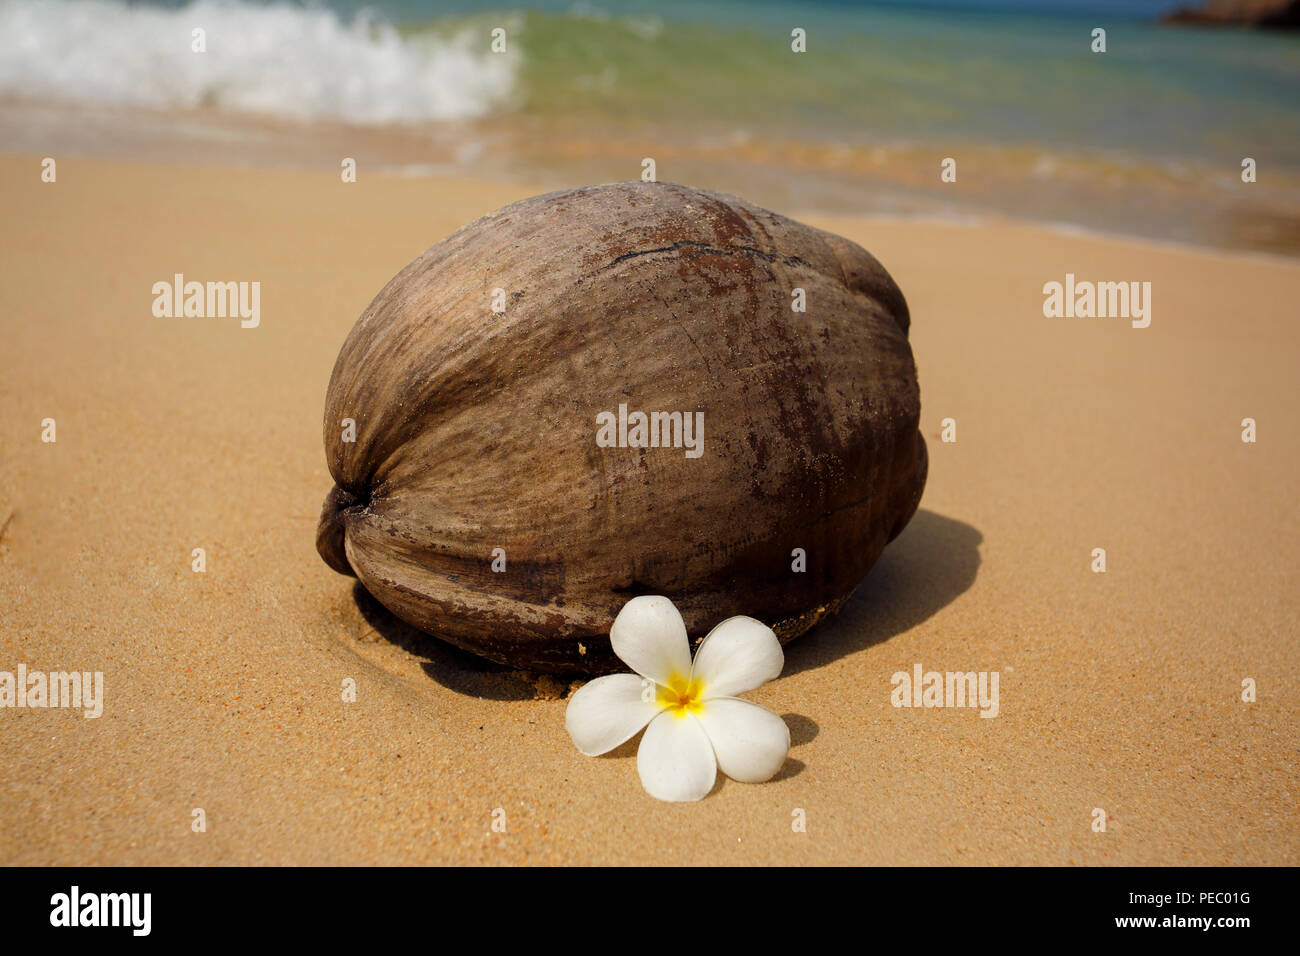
[1,153,1296,865]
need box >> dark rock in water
[1163,0,1300,28]
[317,182,926,673]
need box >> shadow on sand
[351,583,540,701]
[782,509,983,675]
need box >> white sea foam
[0,0,517,124]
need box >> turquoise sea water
[414,0,1300,169]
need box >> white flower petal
[695,697,790,783]
[691,616,784,699]
[636,710,717,802]
[609,595,693,686]
[565,674,663,756]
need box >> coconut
[317,182,926,673]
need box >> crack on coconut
[600,240,811,273]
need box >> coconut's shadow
[782,509,982,676]
[351,583,541,701]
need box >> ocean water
[2,0,1298,252]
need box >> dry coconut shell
[318,182,926,674]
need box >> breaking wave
[0,0,518,124]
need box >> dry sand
[1,154,1296,865]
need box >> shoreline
[5,87,1299,260]
[6,142,1299,266]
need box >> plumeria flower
[565,595,790,802]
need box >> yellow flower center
[657,675,704,717]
